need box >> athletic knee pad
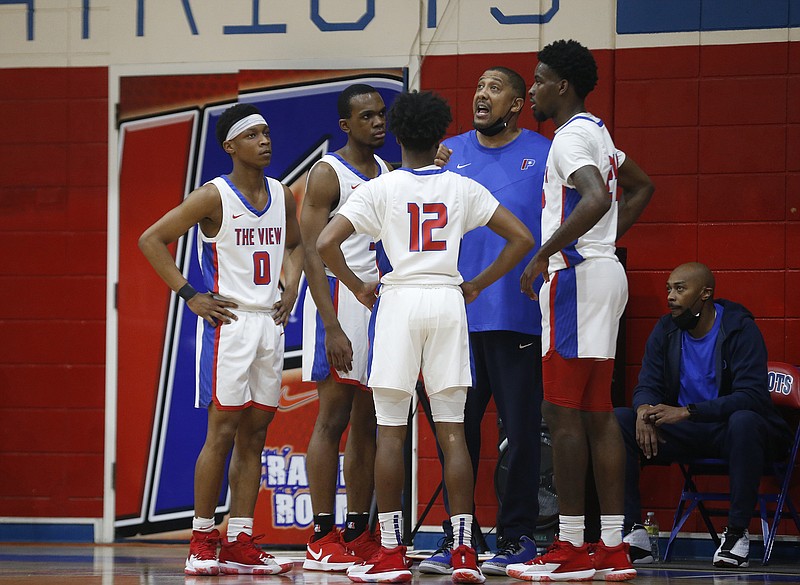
[429,386,467,423]
[373,387,412,426]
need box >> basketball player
[507,40,654,581]
[317,90,534,584]
[301,84,451,570]
[139,103,303,576]
[421,66,549,576]
[300,84,390,570]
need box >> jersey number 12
[407,202,447,252]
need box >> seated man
[615,262,792,568]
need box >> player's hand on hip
[460,281,480,304]
[272,287,298,326]
[188,294,238,327]
[354,280,380,311]
[520,252,549,300]
[325,326,354,373]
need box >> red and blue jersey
[541,113,626,273]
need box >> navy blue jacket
[633,299,791,441]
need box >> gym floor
[1,542,798,584]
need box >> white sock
[192,516,215,533]
[378,511,403,548]
[227,517,253,541]
[559,515,585,547]
[601,515,625,547]
[451,514,473,548]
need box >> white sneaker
[713,528,749,568]
[622,525,653,564]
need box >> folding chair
[662,361,800,564]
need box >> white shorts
[368,286,472,394]
[301,276,371,387]
[195,309,284,410]
[541,257,628,359]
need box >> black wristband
[177,283,198,302]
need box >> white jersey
[310,152,390,281]
[197,175,287,310]
[339,166,499,286]
[541,113,626,273]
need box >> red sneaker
[218,533,293,575]
[304,528,361,571]
[346,545,412,583]
[591,541,636,581]
[507,538,595,581]
[451,545,486,583]
[184,529,220,575]
[346,530,381,564]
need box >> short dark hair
[215,103,262,146]
[337,83,379,119]
[486,66,527,99]
[387,90,452,152]
[537,39,598,99]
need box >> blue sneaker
[418,533,454,575]
[480,535,537,576]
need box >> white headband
[225,113,267,141]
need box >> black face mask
[475,105,515,137]
[671,292,706,331]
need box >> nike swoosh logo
[278,384,319,411]
[519,342,534,349]
[232,213,244,219]
[308,548,333,563]
[456,163,471,169]
[351,184,359,189]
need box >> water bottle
[644,511,660,562]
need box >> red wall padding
[0,67,108,518]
